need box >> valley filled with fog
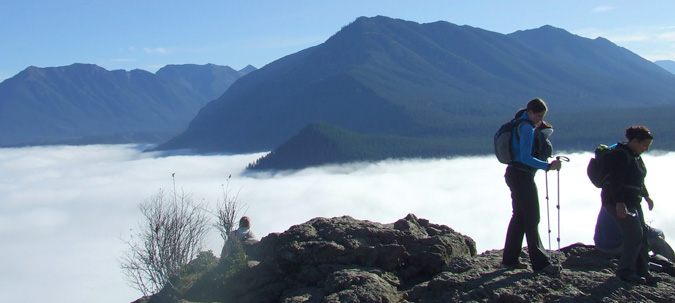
[2,144,675,303]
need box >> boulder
[137,214,675,303]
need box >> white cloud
[1,145,674,303]
[657,31,675,42]
[143,47,168,55]
[573,25,675,61]
[608,33,652,43]
[592,6,616,13]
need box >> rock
[137,214,675,303]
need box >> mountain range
[4,16,675,170]
[153,16,675,169]
[656,60,675,74]
[0,63,254,146]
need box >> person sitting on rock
[220,216,258,260]
[594,206,675,276]
[232,216,257,243]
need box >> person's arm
[616,202,630,218]
[640,157,652,209]
[645,196,654,211]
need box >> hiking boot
[643,274,661,286]
[536,264,562,275]
[663,266,675,277]
[501,262,528,270]
[619,274,647,284]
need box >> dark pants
[502,166,551,270]
[602,203,650,278]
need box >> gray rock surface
[137,214,675,303]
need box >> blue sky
[2,1,675,81]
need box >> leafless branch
[119,188,209,296]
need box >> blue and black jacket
[509,111,550,172]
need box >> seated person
[220,216,258,260]
[594,207,675,274]
[232,216,257,243]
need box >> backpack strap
[511,118,534,153]
[608,144,644,191]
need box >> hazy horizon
[2,144,674,303]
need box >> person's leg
[502,168,550,270]
[647,228,675,262]
[604,204,644,279]
[635,206,651,278]
[517,174,551,271]
[596,245,622,257]
[502,167,525,266]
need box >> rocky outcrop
[137,214,675,303]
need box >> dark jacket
[533,127,552,161]
[601,142,649,208]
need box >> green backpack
[587,143,627,188]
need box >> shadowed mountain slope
[0,63,254,146]
[155,63,253,101]
[157,16,675,160]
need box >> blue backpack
[494,119,533,164]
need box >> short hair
[526,98,548,114]
[239,216,251,229]
[625,126,653,142]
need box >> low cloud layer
[1,144,674,303]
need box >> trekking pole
[555,156,570,250]
[545,171,552,251]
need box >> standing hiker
[600,126,658,285]
[501,98,562,274]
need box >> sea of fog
[2,144,675,303]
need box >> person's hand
[645,196,654,211]
[548,160,562,171]
[616,202,628,219]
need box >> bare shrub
[120,188,210,296]
[213,176,248,243]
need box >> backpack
[494,119,532,164]
[533,128,553,161]
[587,143,624,188]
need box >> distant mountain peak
[239,65,257,73]
[156,15,675,161]
[0,63,251,147]
[655,60,675,74]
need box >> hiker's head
[625,126,653,155]
[526,98,548,125]
[239,216,251,229]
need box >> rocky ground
[136,214,675,303]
